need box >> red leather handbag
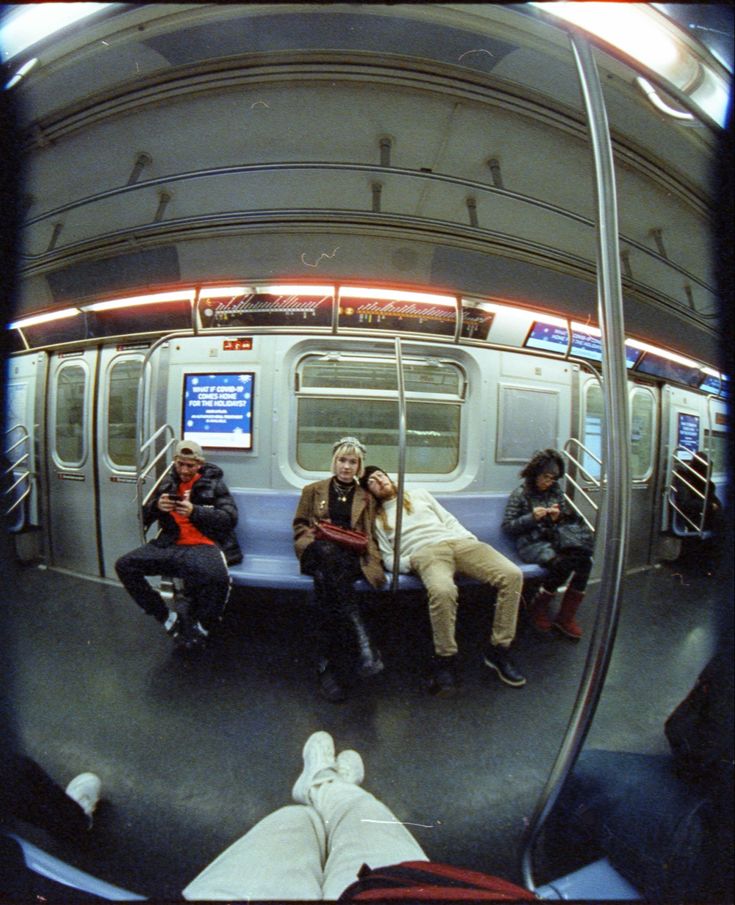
[314,520,369,555]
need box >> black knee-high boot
[341,597,384,677]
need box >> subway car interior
[1,3,733,900]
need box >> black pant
[543,551,593,593]
[301,540,370,671]
[0,754,88,842]
[115,542,231,630]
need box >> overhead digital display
[524,322,639,368]
[338,292,457,336]
[182,372,254,450]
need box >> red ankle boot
[553,588,585,639]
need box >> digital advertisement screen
[182,372,254,450]
[524,322,639,368]
[677,412,700,454]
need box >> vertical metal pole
[520,34,631,891]
[391,336,408,589]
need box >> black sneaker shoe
[426,655,459,697]
[317,661,348,703]
[182,622,209,654]
[483,645,526,687]
[164,611,188,647]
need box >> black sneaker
[164,611,188,648]
[483,645,526,687]
[426,655,459,697]
[317,661,347,703]
[182,622,209,654]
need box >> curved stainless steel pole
[521,35,631,891]
[391,336,408,590]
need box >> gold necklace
[333,478,354,503]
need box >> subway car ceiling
[3,3,729,368]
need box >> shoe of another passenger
[164,610,188,648]
[426,654,459,697]
[292,731,337,804]
[336,749,364,786]
[317,660,348,703]
[183,621,209,654]
[65,773,102,826]
[483,645,526,687]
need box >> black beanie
[360,465,390,490]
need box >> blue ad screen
[182,372,254,450]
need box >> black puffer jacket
[502,482,574,565]
[143,462,243,565]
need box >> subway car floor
[1,549,721,898]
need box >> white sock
[164,610,178,631]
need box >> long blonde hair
[376,485,413,532]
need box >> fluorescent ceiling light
[626,338,699,368]
[340,287,456,306]
[257,285,335,295]
[1,3,112,62]
[83,290,196,312]
[9,308,80,329]
[198,287,252,299]
[532,2,730,127]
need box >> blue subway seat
[9,833,145,900]
[536,857,642,900]
[227,490,545,593]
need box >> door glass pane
[108,359,142,467]
[630,388,655,480]
[703,430,727,474]
[55,365,86,464]
[582,383,604,480]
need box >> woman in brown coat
[293,437,386,701]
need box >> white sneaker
[65,773,102,822]
[336,749,364,786]
[291,732,336,804]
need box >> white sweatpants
[182,777,428,900]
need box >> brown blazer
[293,478,386,589]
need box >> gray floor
[0,546,722,898]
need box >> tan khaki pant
[410,538,522,656]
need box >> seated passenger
[292,437,386,703]
[672,450,726,574]
[502,449,593,639]
[115,439,242,652]
[672,450,725,531]
[361,466,525,695]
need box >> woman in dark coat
[502,448,594,639]
[293,436,386,701]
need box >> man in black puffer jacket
[115,439,242,651]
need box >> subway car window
[107,359,142,468]
[630,387,656,481]
[297,355,463,473]
[296,397,461,474]
[703,429,728,474]
[54,364,86,465]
